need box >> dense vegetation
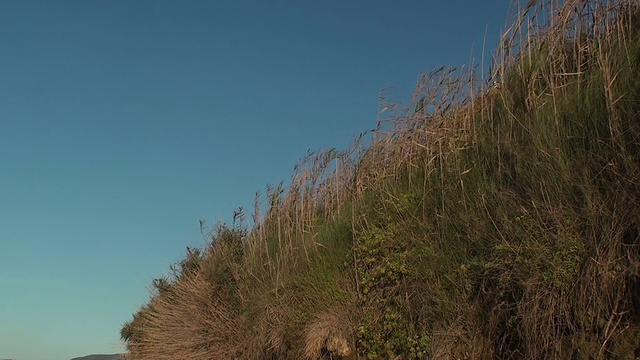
[121,1,640,358]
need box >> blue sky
[0,1,511,359]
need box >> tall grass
[122,0,640,358]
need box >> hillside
[121,0,640,359]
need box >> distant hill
[70,355,124,360]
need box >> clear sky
[0,1,511,359]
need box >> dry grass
[303,308,355,360]
[124,271,248,360]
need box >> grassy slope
[121,1,640,359]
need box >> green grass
[122,1,640,359]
